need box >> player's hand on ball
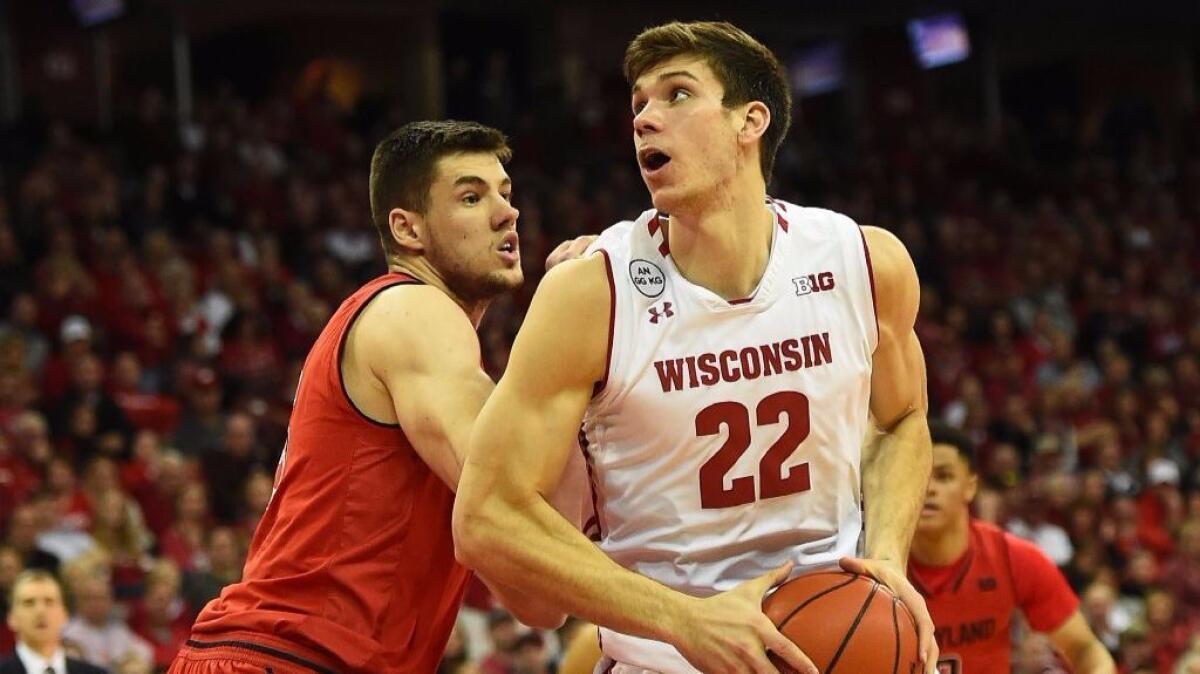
[839,557,938,674]
[545,235,598,270]
[671,562,818,674]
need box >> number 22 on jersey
[697,390,812,509]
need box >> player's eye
[500,192,513,203]
[462,193,481,205]
[670,88,691,103]
[632,98,646,115]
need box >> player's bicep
[468,256,611,500]
[863,226,927,428]
[359,288,494,489]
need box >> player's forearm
[1067,641,1116,674]
[862,410,931,563]
[455,493,692,643]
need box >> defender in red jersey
[908,423,1115,674]
[169,121,568,674]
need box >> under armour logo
[648,302,674,324]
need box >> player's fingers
[544,239,573,270]
[761,624,818,674]
[837,556,867,577]
[756,561,796,595]
[566,234,597,257]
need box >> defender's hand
[546,235,599,270]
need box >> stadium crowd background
[0,2,1199,673]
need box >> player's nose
[633,104,663,137]
[493,201,519,229]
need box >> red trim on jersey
[577,428,604,542]
[857,227,880,344]
[728,296,754,305]
[335,273,423,428]
[593,250,616,397]
[647,213,662,237]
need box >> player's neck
[664,182,773,300]
[911,516,971,566]
[388,260,489,327]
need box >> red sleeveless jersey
[908,519,1078,674]
[189,272,471,674]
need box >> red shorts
[168,640,340,674]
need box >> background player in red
[168,121,568,674]
[908,422,1115,674]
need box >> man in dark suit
[0,570,106,674]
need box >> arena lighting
[790,41,845,97]
[69,0,127,27]
[907,11,971,69]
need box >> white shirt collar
[15,641,67,674]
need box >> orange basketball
[762,571,920,674]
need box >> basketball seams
[825,580,880,673]
[776,573,862,632]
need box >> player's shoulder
[771,198,861,234]
[535,251,612,314]
[352,282,480,363]
[587,208,660,258]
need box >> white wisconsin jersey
[582,199,878,673]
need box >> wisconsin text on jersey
[652,332,834,393]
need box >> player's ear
[737,101,770,146]
[389,207,426,255]
[965,471,979,503]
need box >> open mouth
[638,147,672,172]
[497,232,519,256]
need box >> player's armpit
[1046,611,1116,674]
[348,284,495,490]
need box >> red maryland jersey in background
[908,519,1079,674]
[188,272,471,674]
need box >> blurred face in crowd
[7,506,40,550]
[917,442,977,536]
[409,152,521,302]
[631,56,763,214]
[7,577,68,653]
[208,527,241,573]
[0,548,23,590]
[75,576,113,625]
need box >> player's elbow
[451,495,504,572]
[508,604,568,630]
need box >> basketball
[763,572,920,674]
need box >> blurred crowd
[0,48,1197,674]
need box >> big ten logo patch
[792,272,835,296]
[629,259,666,298]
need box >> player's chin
[485,268,524,293]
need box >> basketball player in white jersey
[455,21,936,674]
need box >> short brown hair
[369,120,512,261]
[10,569,63,607]
[624,21,792,184]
